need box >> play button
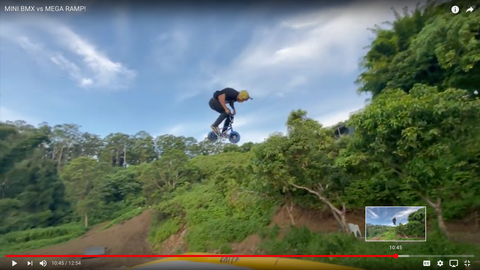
[12,260,17,266]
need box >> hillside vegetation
[1,2,479,270]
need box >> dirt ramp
[232,206,365,254]
[24,210,153,255]
[1,210,155,270]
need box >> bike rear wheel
[228,131,241,144]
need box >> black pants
[209,98,231,132]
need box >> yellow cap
[238,90,252,101]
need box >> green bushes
[150,177,276,253]
[0,223,87,256]
[258,226,480,270]
[148,218,182,252]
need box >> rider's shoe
[211,125,220,136]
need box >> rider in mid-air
[209,87,252,136]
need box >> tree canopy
[356,0,480,98]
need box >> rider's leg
[209,98,228,135]
[213,114,228,128]
[222,116,231,134]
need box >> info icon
[451,5,460,13]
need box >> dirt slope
[1,206,478,269]
[0,210,156,270]
[231,205,366,254]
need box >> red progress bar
[6,254,399,258]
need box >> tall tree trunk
[422,195,449,238]
[57,146,65,172]
[52,146,57,160]
[115,149,120,167]
[286,198,295,226]
[124,145,127,167]
[84,212,88,227]
[0,177,7,199]
[66,146,71,163]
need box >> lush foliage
[356,0,480,98]
[258,226,477,270]
[0,223,87,256]
[1,2,479,270]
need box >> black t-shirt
[213,88,238,107]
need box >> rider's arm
[229,101,235,110]
[218,94,229,111]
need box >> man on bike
[209,88,252,136]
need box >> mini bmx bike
[208,114,241,144]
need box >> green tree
[0,123,70,233]
[344,84,480,237]
[60,157,111,227]
[139,149,200,203]
[99,133,130,167]
[128,131,157,164]
[253,110,353,232]
[357,1,479,98]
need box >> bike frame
[220,115,235,137]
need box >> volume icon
[40,260,47,267]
